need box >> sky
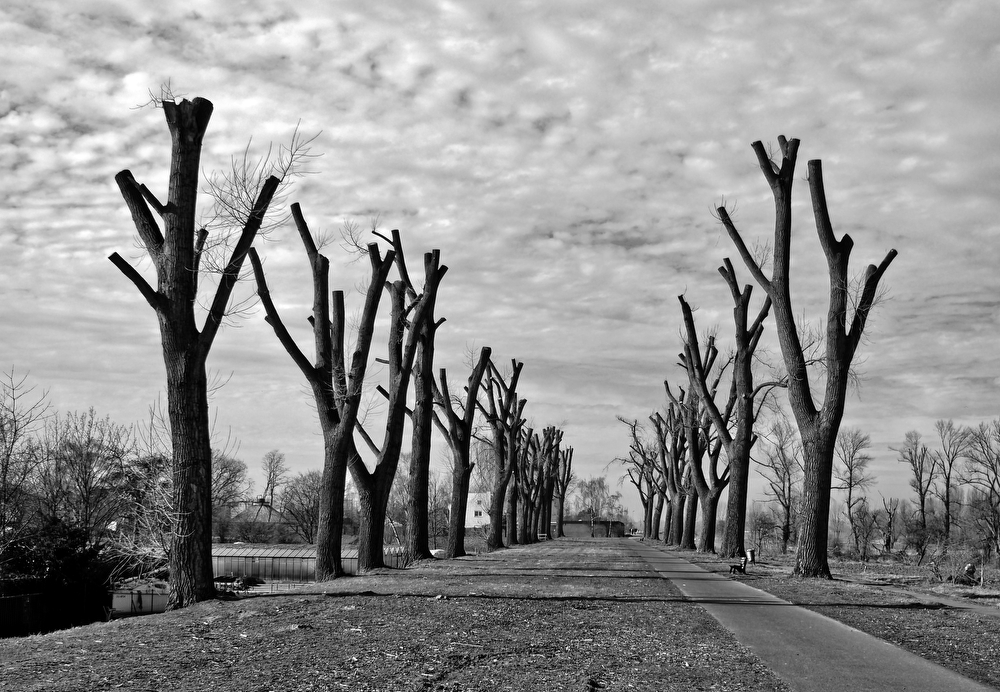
[1,0,998,521]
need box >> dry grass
[685,549,1000,690]
[0,539,791,692]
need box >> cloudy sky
[1,1,997,515]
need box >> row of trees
[106,95,582,608]
[716,416,1000,568]
[622,137,897,578]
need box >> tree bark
[435,347,491,559]
[721,137,896,577]
[251,211,395,579]
[111,97,279,608]
[351,254,442,571]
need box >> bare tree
[619,417,657,539]
[651,404,687,545]
[931,419,970,545]
[721,136,897,577]
[892,431,937,541]
[678,284,774,557]
[963,420,1000,557]
[755,417,802,553]
[110,97,282,606]
[249,206,395,578]
[553,446,574,538]
[280,470,323,543]
[371,230,447,562]
[0,370,48,556]
[350,252,443,571]
[432,346,491,558]
[260,449,288,509]
[36,409,134,548]
[479,359,527,551]
[833,427,875,556]
[668,327,730,553]
[880,496,901,555]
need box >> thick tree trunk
[315,422,352,579]
[405,330,435,562]
[446,462,472,558]
[795,431,836,577]
[355,478,391,570]
[681,488,698,550]
[697,492,722,554]
[668,494,684,545]
[650,492,664,540]
[506,485,519,546]
[486,474,509,551]
[719,437,751,558]
[165,360,215,607]
[112,97,280,608]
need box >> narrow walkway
[626,540,995,692]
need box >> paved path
[626,540,995,692]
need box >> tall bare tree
[350,253,442,570]
[553,446,574,538]
[721,136,897,577]
[755,417,802,553]
[249,205,395,578]
[432,346,491,558]
[931,419,969,545]
[479,359,526,551]
[110,97,281,606]
[892,431,937,540]
[282,470,323,543]
[259,449,288,509]
[651,404,687,545]
[669,327,730,553]
[833,427,875,555]
[0,370,48,556]
[678,284,774,557]
[963,420,1000,557]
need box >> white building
[465,492,491,528]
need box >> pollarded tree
[479,359,527,551]
[651,403,687,545]
[351,253,443,570]
[721,136,897,577]
[432,346,492,558]
[668,330,730,553]
[553,445,574,538]
[678,281,774,558]
[619,417,658,539]
[110,97,282,607]
[249,205,396,578]
[370,229,446,562]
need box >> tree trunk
[721,137,896,579]
[112,97,279,608]
[681,487,698,550]
[165,360,215,606]
[697,491,722,553]
[668,493,684,545]
[447,463,472,558]
[405,323,436,562]
[506,484,519,546]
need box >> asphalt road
[626,540,996,692]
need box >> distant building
[465,492,491,528]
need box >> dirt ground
[2,539,998,691]
[1,539,790,692]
